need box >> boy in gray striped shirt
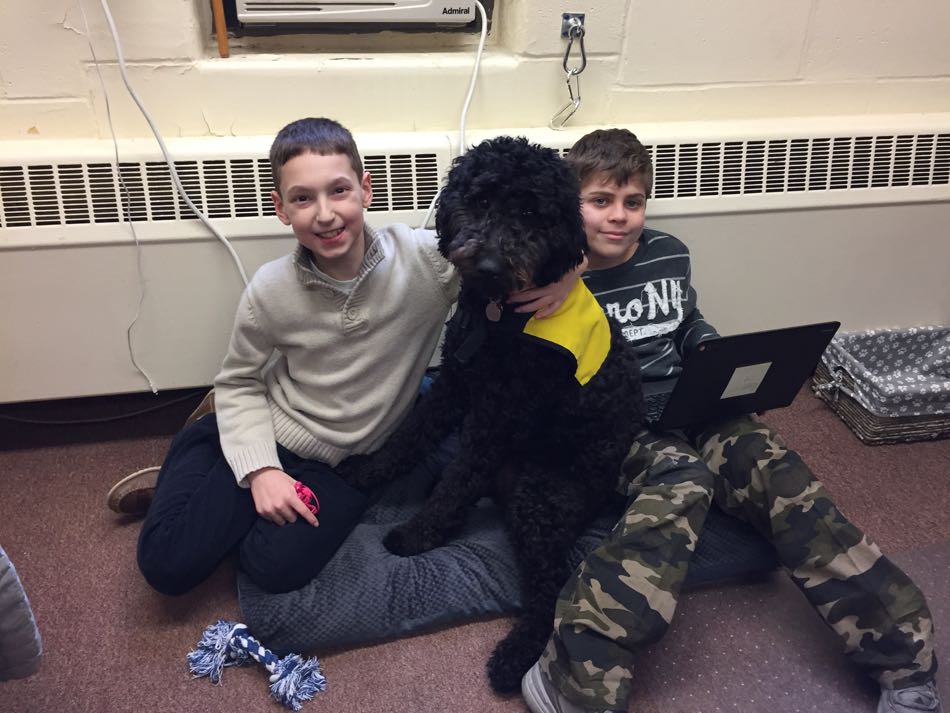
[522,129,940,713]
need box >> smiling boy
[579,176,645,270]
[272,148,372,280]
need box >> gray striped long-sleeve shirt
[583,228,718,384]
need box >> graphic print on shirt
[601,277,686,343]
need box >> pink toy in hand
[293,481,320,516]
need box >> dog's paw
[487,625,549,695]
[382,525,431,556]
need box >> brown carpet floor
[0,387,947,713]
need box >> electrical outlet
[560,12,584,38]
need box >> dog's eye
[521,208,535,217]
[477,197,490,209]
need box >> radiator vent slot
[2,135,948,229]
[0,152,438,228]
[365,153,439,213]
[644,133,949,199]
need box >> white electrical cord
[94,0,249,287]
[458,0,488,156]
[78,0,158,393]
[419,0,489,230]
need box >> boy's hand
[247,467,319,527]
[509,254,588,319]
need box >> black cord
[0,389,207,426]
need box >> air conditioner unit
[236,1,478,24]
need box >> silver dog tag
[485,302,503,322]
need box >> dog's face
[435,137,587,301]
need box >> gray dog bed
[238,437,776,655]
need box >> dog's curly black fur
[342,136,646,694]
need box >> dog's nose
[475,255,505,283]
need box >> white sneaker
[521,661,620,713]
[879,682,943,713]
[106,466,160,515]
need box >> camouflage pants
[540,415,936,710]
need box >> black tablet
[655,321,841,430]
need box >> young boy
[521,129,941,713]
[109,118,574,596]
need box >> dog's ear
[434,178,460,259]
[434,142,486,257]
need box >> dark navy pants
[137,414,367,596]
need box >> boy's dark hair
[566,128,653,197]
[269,117,364,192]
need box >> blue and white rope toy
[188,620,327,711]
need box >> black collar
[450,294,531,363]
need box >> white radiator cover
[1,117,949,403]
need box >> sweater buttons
[342,307,368,332]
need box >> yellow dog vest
[522,280,610,386]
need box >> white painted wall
[2,0,950,139]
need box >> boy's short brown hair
[566,128,653,197]
[269,117,364,192]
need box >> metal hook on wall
[550,14,587,130]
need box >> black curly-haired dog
[343,136,645,694]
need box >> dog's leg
[381,458,486,556]
[485,426,639,694]
[487,467,591,695]
[382,418,497,556]
[338,372,466,491]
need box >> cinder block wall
[2,0,949,139]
